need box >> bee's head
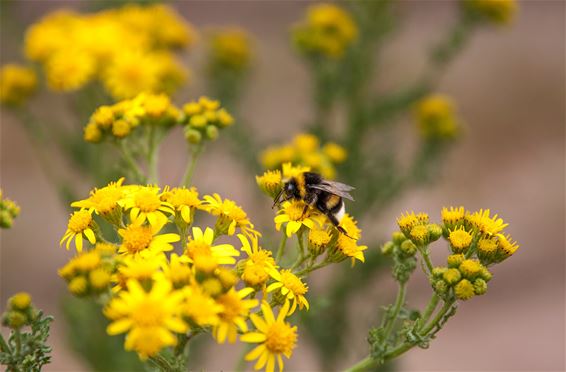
[273,177,295,208]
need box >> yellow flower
[71,178,126,219]
[454,279,475,300]
[105,278,187,360]
[0,64,37,105]
[322,142,347,163]
[256,170,283,198]
[396,211,423,236]
[103,50,161,100]
[459,259,483,279]
[163,253,192,288]
[415,94,460,140]
[209,27,252,72]
[308,225,332,253]
[238,234,277,287]
[118,221,179,256]
[202,193,259,238]
[122,186,174,227]
[465,0,517,25]
[441,206,465,228]
[241,301,297,372]
[293,133,319,153]
[60,210,97,252]
[115,252,165,291]
[181,285,223,327]
[448,227,473,253]
[274,200,318,237]
[281,162,311,179]
[477,237,498,263]
[185,227,240,265]
[267,269,309,314]
[214,287,258,344]
[495,233,519,262]
[44,49,96,91]
[466,209,508,236]
[161,186,201,224]
[336,235,368,266]
[9,292,32,311]
[293,3,358,59]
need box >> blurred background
[1,1,564,371]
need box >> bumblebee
[273,172,355,237]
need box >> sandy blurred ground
[1,1,564,371]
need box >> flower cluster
[58,179,318,371]
[207,27,253,74]
[23,4,193,99]
[385,207,518,301]
[182,96,235,144]
[414,94,461,141]
[0,64,37,106]
[260,133,347,179]
[463,0,517,25]
[2,292,35,329]
[292,3,358,59]
[0,189,20,229]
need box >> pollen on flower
[397,211,419,235]
[256,170,282,198]
[441,206,465,227]
[281,270,308,296]
[265,321,298,354]
[134,189,162,212]
[68,210,92,233]
[495,233,519,261]
[459,259,483,279]
[410,225,429,245]
[454,279,475,300]
[466,209,508,237]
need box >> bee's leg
[301,193,318,218]
[328,201,355,239]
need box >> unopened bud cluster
[381,231,417,283]
[58,247,114,297]
[2,292,36,329]
[0,189,20,228]
[181,96,234,144]
[431,255,491,300]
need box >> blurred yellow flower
[464,0,517,25]
[209,27,252,72]
[415,94,460,141]
[214,287,258,344]
[0,64,37,105]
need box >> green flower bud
[205,125,219,141]
[392,231,406,245]
[431,267,447,279]
[399,240,417,257]
[459,259,483,279]
[473,278,488,295]
[447,254,465,268]
[0,210,13,228]
[184,127,202,144]
[189,114,207,128]
[409,225,429,245]
[3,311,27,329]
[381,241,395,256]
[442,268,462,285]
[479,267,492,282]
[433,279,448,295]
[9,292,31,311]
[427,224,443,242]
[454,279,475,300]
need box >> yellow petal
[240,332,267,343]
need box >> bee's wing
[308,182,355,201]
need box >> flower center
[243,264,268,286]
[134,190,161,212]
[170,189,199,208]
[93,188,122,214]
[309,229,331,247]
[217,292,242,321]
[132,299,165,327]
[449,229,472,249]
[68,210,92,233]
[186,240,212,259]
[122,225,153,253]
[265,321,297,354]
[285,201,306,221]
[280,270,307,295]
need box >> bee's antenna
[272,189,284,209]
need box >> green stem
[149,354,175,372]
[295,260,331,277]
[147,126,159,184]
[182,144,203,187]
[275,233,288,262]
[382,282,407,342]
[420,299,455,335]
[419,294,440,329]
[14,329,21,358]
[418,245,434,273]
[118,141,145,183]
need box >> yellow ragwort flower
[202,193,259,238]
[256,170,283,199]
[415,94,460,140]
[117,221,179,256]
[209,27,252,72]
[161,186,201,224]
[466,208,508,237]
[213,287,258,344]
[238,234,277,287]
[181,284,223,327]
[441,206,465,227]
[71,178,127,218]
[267,269,309,314]
[448,226,473,253]
[274,200,318,237]
[0,64,37,105]
[185,227,240,265]
[60,210,96,252]
[105,278,187,360]
[241,301,297,372]
[122,186,174,228]
[464,0,517,25]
